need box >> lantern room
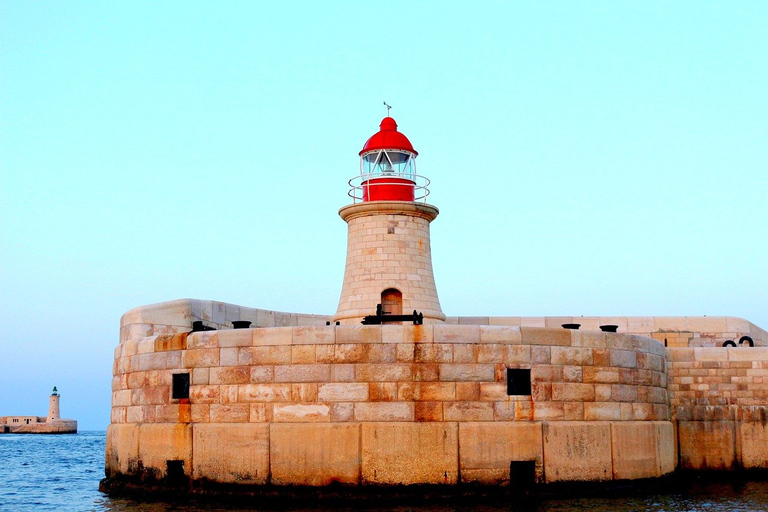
[348,117,430,203]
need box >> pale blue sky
[1,2,766,430]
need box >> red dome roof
[359,117,418,156]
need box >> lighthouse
[47,386,61,422]
[333,116,445,324]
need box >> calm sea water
[2,431,768,511]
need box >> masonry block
[354,402,414,421]
[479,326,522,344]
[318,383,369,402]
[137,423,192,479]
[336,325,381,344]
[270,423,360,485]
[217,329,252,348]
[273,404,330,422]
[459,422,543,484]
[739,421,768,469]
[209,404,249,423]
[192,424,268,484]
[361,423,458,484]
[543,422,612,482]
[434,325,480,344]
[678,421,737,470]
[105,424,139,478]
[252,327,293,346]
[521,328,571,346]
[611,422,660,480]
[293,326,335,345]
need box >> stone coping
[338,201,439,222]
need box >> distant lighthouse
[47,386,61,422]
[334,116,445,324]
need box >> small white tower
[47,386,61,422]
[334,117,445,324]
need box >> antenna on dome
[383,101,392,116]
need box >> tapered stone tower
[333,117,445,324]
[47,386,61,422]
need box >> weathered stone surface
[217,329,252,348]
[361,423,458,484]
[273,404,330,422]
[656,421,676,475]
[444,401,494,421]
[293,326,335,345]
[459,422,543,484]
[479,326,522,344]
[521,328,571,346]
[252,326,293,346]
[611,422,661,480]
[270,424,360,485]
[105,424,139,478]
[678,421,737,470]
[182,349,219,368]
[434,325,480,344]
[543,422,612,482]
[137,424,192,478]
[192,424,269,484]
[354,402,414,421]
[318,383,369,402]
[274,364,331,383]
[209,404,249,423]
[551,347,593,366]
[439,364,495,382]
[336,325,381,344]
[740,422,768,469]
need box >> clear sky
[1,2,766,430]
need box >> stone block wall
[108,324,674,487]
[106,420,674,486]
[667,346,768,470]
[111,326,669,426]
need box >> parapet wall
[448,316,766,348]
[119,299,330,343]
[107,324,674,488]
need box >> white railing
[347,172,431,203]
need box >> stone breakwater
[104,302,768,497]
[107,323,675,489]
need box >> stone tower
[333,117,445,324]
[47,386,60,422]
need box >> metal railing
[347,171,431,203]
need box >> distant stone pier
[1,386,77,434]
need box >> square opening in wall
[172,373,190,400]
[507,368,531,396]
[509,460,536,490]
[166,460,185,483]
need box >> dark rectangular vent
[172,373,190,400]
[507,368,531,396]
[510,460,536,490]
[166,460,185,483]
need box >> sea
[2,431,768,511]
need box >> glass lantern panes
[361,150,415,179]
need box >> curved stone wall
[107,325,673,488]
